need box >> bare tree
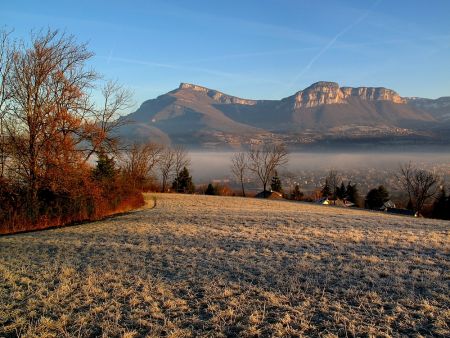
[0,29,14,178]
[247,143,288,197]
[82,80,133,161]
[230,152,247,197]
[157,146,175,192]
[325,170,340,205]
[121,142,163,190]
[397,163,439,213]
[173,144,190,177]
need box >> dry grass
[0,193,449,337]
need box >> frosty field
[0,193,449,337]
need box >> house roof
[255,190,283,199]
[380,200,396,210]
[386,208,418,217]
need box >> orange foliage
[0,170,144,235]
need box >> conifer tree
[432,188,448,219]
[92,154,116,183]
[205,183,216,195]
[365,185,390,209]
[172,166,195,194]
[336,182,346,200]
[345,182,359,204]
[291,184,304,201]
[321,179,331,198]
[270,171,282,193]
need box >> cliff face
[180,81,406,109]
[341,87,405,104]
[290,81,406,109]
[178,83,258,105]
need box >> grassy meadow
[0,193,449,337]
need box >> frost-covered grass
[0,193,449,337]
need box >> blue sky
[2,0,450,112]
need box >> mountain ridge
[118,81,449,149]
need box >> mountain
[406,96,450,122]
[118,83,268,147]
[118,81,449,149]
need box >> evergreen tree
[365,185,390,209]
[321,179,331,198]
[345,182,359,204]
[290,184,304,201]
[205,183,217,195]
[377,185,390,202]
[270,171,282,193]
[172,167,195,193]
[336,182,346,200]
[92,154,116,183]
[432,188,448,219]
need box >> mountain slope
[118,82,448,148]
[218,82,435,131]
[121,83,267,146]
[406,96,450,122]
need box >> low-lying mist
[189,151,450,183]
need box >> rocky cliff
[290,81,406,109]
[178,83,258,105]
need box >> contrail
[106,41,116,65]
[178,47,319,65]
[288,0,383,89]
[105,56,237,78]
[102,55,287,86]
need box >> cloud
[105,55,238,78]
[101,54,289,88]
[177,47,320,65]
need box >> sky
[1,0,450,113]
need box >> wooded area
[0,29,144,234]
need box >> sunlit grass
[0,193,448,336]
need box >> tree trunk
[0,117,4,178]
[241,180,245,197]
[161,177,166,192]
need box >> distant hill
[118,81,450,149]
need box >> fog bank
[188,151,450,182]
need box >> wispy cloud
[177,47,320,65]
[104,55,238,78]
[333,34,450,50]
[288,0,383,89]
[103,55,287,88]
[150,1,328,46]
